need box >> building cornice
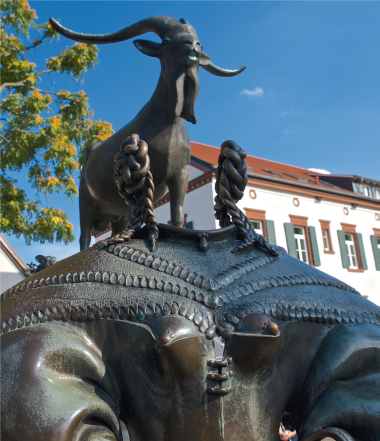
[244,170,380,210]
[155,167,380,211]
[0,234,27,273]
[154,170,213,209]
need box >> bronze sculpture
[1,13,380,441]
[24,254,57,277]
[1,139,380,440]
[49,16,245,250]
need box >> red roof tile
[190,141,350,192]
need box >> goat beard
[170,65,199,124]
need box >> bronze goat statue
[50,16,246,250]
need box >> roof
[331,175,380,187]
[0,234,28,273]
[190,142,348,192]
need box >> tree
[0,1,113,245]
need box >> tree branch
[0,70,53,93]
[0,81,26,92]
[35,69,53,78]
[25,39,43,51]
[35,88,84,105]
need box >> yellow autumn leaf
[47,177,59,186]
[51,116,61,130]
[32,90,43,99]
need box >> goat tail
[104,134,159,251]
[214,140,278,256]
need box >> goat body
[80,79,191,249]
[49,16,245,250]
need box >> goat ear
[199,52,211,66]
[133,39,161,58]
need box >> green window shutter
[308,226,321,266]
[266,220,277,245]
[370,235,380,271]
[356,233,368,270]
[284,223,297,258]
[337,230,350,269]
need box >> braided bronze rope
[214,140,278,256]
[99,134,159,251]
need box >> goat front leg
[167,166,189,227]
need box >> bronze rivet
[229,370,234,377]
[267,321,279,336]
[221,329,234,340]
[160,333,170,344]
[227,357,233,364]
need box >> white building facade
[0,234,27,293]
[94,142,380,305]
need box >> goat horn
[201,62,246,77]
[49,16,184,44]
[199,54,246,77]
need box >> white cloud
[241,87,264,98]
[280,109,304,117]
[308,168,331,175]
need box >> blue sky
[4,1,380,264]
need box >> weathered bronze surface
[1,224,380,440]
[49,16,245,250]
[1,15,379,441]
[24,254,57,277]
[214,140,277,255]
[110,134,159,250]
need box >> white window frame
[251,220,263,236]
[294,226,309,264]
[363,186,371,197]
[322,229,330,251]
[345,233,358,269]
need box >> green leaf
[0,3,114,245]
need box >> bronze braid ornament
[214,140,278,256]
[99,134,159,251]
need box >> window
[263,169,282,177]
[344,233,358,269]
[251,220,263,236]
[244,207,277,244]
[294,227,309,263]
[322,230,330,250]
[284,215,321,266]
[371,228,380,271]
[244,208,267,238]
[363,186,372,197]
[337,223,368,271]
[283,172,309,183]
[319,220,334,254]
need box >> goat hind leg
[79,179,97,251]
[79,208,95,251]
[167,169,188,227]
